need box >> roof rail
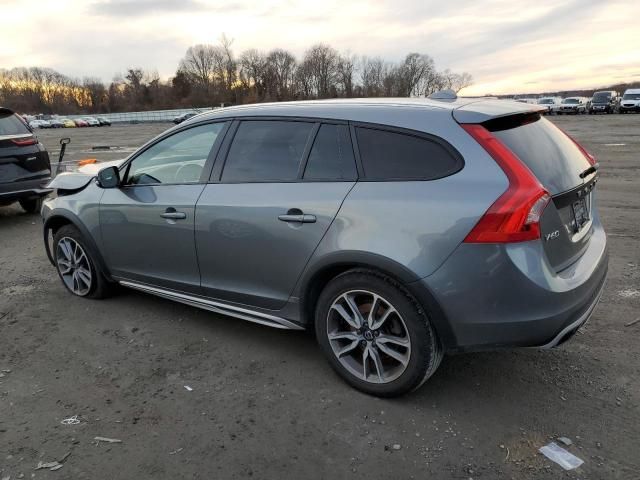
[428,89,457,101]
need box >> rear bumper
[0,178,52,203]
[418,219,608,352]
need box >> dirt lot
[1,116,639,479]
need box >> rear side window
[489,115,590,195]
[0,112,30,136]
[355,127,461,180]
[222,121,313,182]
[304,124,356,181]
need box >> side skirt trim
[119,280,304,330]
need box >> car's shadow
[113,285,582,410]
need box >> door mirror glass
[97,166,120,188]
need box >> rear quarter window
[0,112,30,136]
[355,126,462,180]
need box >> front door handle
[160,208,187,220]
[278,213,316,223]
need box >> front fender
[43,208,112,280]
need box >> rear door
[195,119,357,309]
[100,122,227,293]
[487,114,596,271]
[0,110,50,189]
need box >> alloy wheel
[326,290,411,384]
[56,237,92,296]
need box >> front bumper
[0,178,52,203]
[620,105,640,112]
[419,220,608,352]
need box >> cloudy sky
[1,0,639,95]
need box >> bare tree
[360,56,388,97]
[336,53,357,97]
[301,44,339,98]
[178,44,218,92]
[265,49,297,100]
[239,49,268,100]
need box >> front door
[100,122,227,293]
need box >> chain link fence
[68,107,219,124]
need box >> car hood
[47,159,125,190]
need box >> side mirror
[97,166,120,188]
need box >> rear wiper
[579,162,599,179]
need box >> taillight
[461,124,550,243]
[11,137,37,147]
[563,131,596,165]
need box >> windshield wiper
[579,163,599,179]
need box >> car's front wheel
[53,225,113,299]
[315,269,442,397]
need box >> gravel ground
[1,115,639,479]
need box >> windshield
[562,99,579,104]
[623,93,640,100]
[592,93,611,103]
[538,99,553,104]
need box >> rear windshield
[487,115,590,195]
[0,112,30,136]
[538,99,554,104]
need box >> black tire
[52,225,114,299]
[19,196,43,214]
[315,269,443,397]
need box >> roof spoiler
[452,99,547,124]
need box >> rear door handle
[278,214,316,223]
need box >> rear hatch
[484,112,596,271]
[0,109,51,185]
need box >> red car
[74,119,88,127]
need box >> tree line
[0,37,473,114]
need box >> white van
[537,97,562,114]
[619,88,640,113]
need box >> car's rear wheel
[315,269,442,397]
[19,197,43,214]
[53,225,113,299]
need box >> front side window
[221,120,313,182]
[304,124,357,181]
[355,127,462,180]
[126,122,225,185]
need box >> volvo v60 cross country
[42,97,608,397]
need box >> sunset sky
[1,0,639,95]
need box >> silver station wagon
[42,97,607,396]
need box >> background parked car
[48,118,64,128]
[29,119,51,129]
[0,107,51,212]
[82,117,100,127]
[619,88,640,113]
[74,118,88,127]
[537,97,561,115]
[173,112,198,124]
[589,90,619,114]
[557,97,588,115]
[97,116,111,126]
[61,118,76,128]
